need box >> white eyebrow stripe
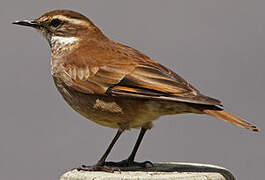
[53,15,90,26]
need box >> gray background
[0,0,264,179]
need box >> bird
[13,9,259,171]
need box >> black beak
[12,20,40,29]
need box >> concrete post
[60,162,235,180]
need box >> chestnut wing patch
[109,64,221,105]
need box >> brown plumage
[204,109,258,131]
[13,9,259,170]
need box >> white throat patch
[50,36,80,57]
[50,36,80,75]
[51,36,79,47]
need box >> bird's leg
[77,129,123,172]
[105,127,153,168]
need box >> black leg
[77,129,123,172]
[97,129,123,165]
[105,127,153,168]
[127,127,147,162]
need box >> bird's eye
[50,19,62,27]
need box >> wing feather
[57,40,221,105]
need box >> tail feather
[203,109,259,132]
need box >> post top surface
[60,162,234,180]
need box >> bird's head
[13,10,106,49]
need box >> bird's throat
[50,36,80,79]
[50,36,80,57]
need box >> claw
[105,159,154,168]
[76,164,118,173]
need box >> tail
[203,109,259,132]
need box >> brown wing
[58,40,221,105]
[109,62,221,105]
[57,40,137,94]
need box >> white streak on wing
[85,66,90,79]
[72,67,77,80]
[78,69,84,80]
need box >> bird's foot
[76,164,119,173]
[105,159,153,168]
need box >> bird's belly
[53,77,161,129]
[53,77,194,130]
